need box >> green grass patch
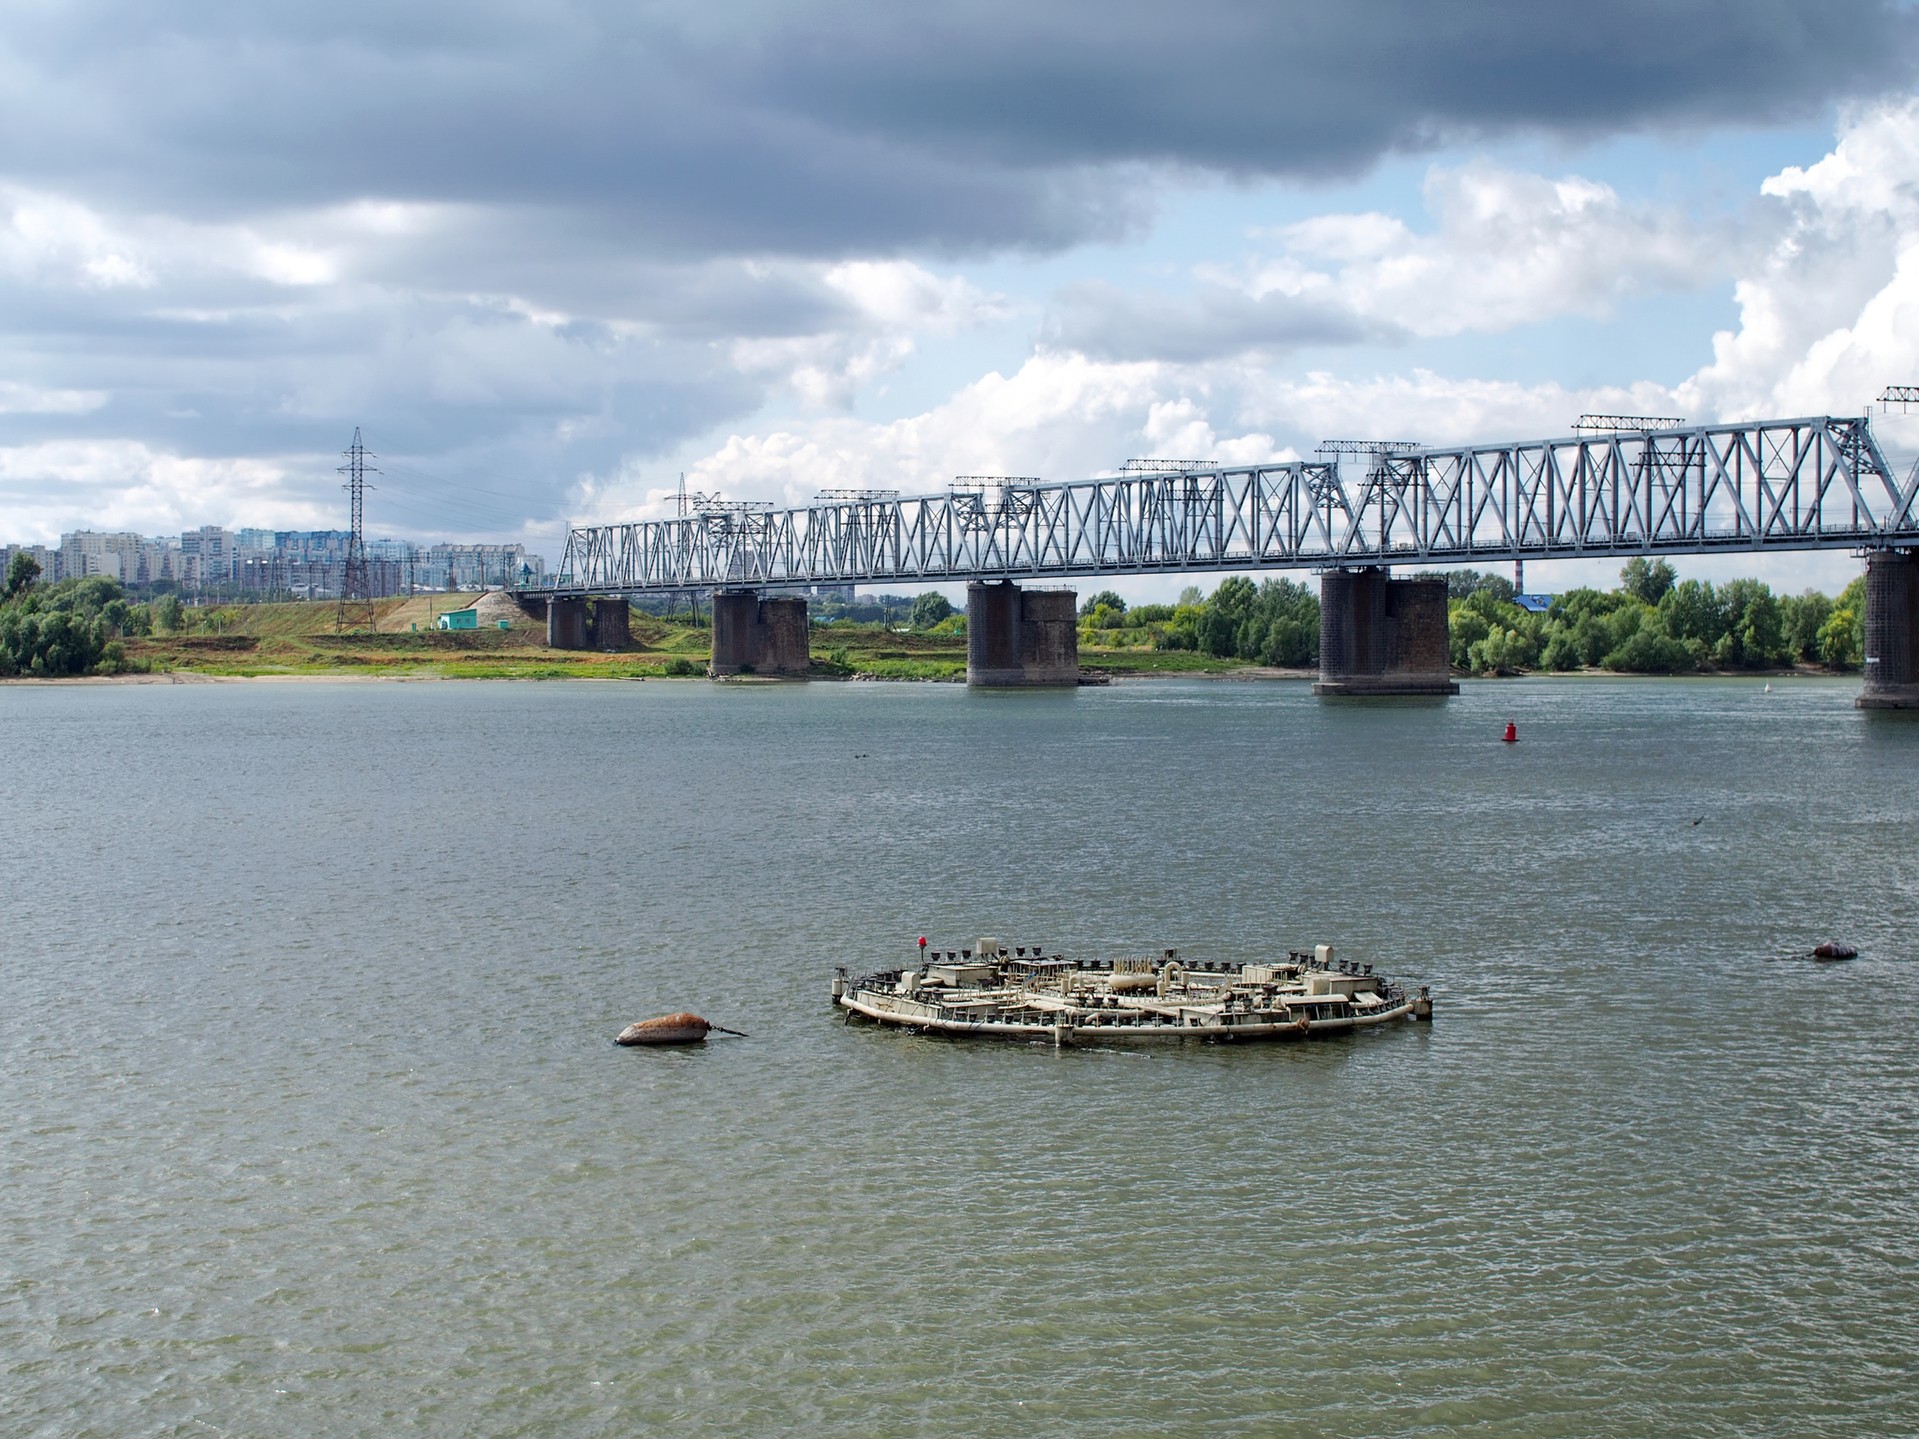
[1079,649,1243,673]
[128,614,1217,683]
[852,657,966,680]
[813,625,960,654]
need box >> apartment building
[1,543,59,584]
[178,526,235,584]
[6,527,546,597]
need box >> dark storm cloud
[762,0,1919,177]
[0,0,1141,255]
[4,0,1912,256]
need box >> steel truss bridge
[544,415,1919,596]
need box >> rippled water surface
[4,675,1917,1437]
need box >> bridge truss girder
[547,416,1919,595]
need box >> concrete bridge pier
[710,589,810,676]
[966,580,1078,687]
[1313,567,1458,696]
[590,598,630,651]
[1858,547,1919,709]
[546,596,589,650]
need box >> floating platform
[835,939,1432,1045]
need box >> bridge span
[527,414,1919,705]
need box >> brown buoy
[615,1012,748,1045]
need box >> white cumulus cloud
[1681,97,1919,423]
[731,261,1010,408]
[0,380,108,415]
[0,440,331,544]
[1050,159,1737,361]
[1269,162,1733,337]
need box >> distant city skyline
[2,524,542,598]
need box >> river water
[3,675,1916,1437]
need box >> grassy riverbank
[17,562,1858,684]
[129,597,701,679]
[118,597,1247,681]
[86,593,1846,685]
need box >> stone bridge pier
[545,596,631,650]
[1314,567,1458,696]
[1859,547,1919,709]
[546,596,588,649]
[966,580,1078,687]
[590,599,630,650]
[710,589,810,676]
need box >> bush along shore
[0,557,141,677]
[1443,559,1860,676]
[1072,560,1861,677]
[0,552,1866,681]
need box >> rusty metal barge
[834,939,1432,1045]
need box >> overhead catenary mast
[336,427,377,633]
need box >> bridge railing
[541,416,1919,594]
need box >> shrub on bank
[0,574,151,677]
[0,607,108,676]
[1440,566,1866,676]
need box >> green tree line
[1447,558,1861,675]
[1071,578,1322,665]
[0,555,177,677]
[961,554,1866,675]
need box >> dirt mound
[471,590,538,625]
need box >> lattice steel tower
[335,427,378,632]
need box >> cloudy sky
[7,0,1919,595]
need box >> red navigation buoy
[1502,721,1517,743]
